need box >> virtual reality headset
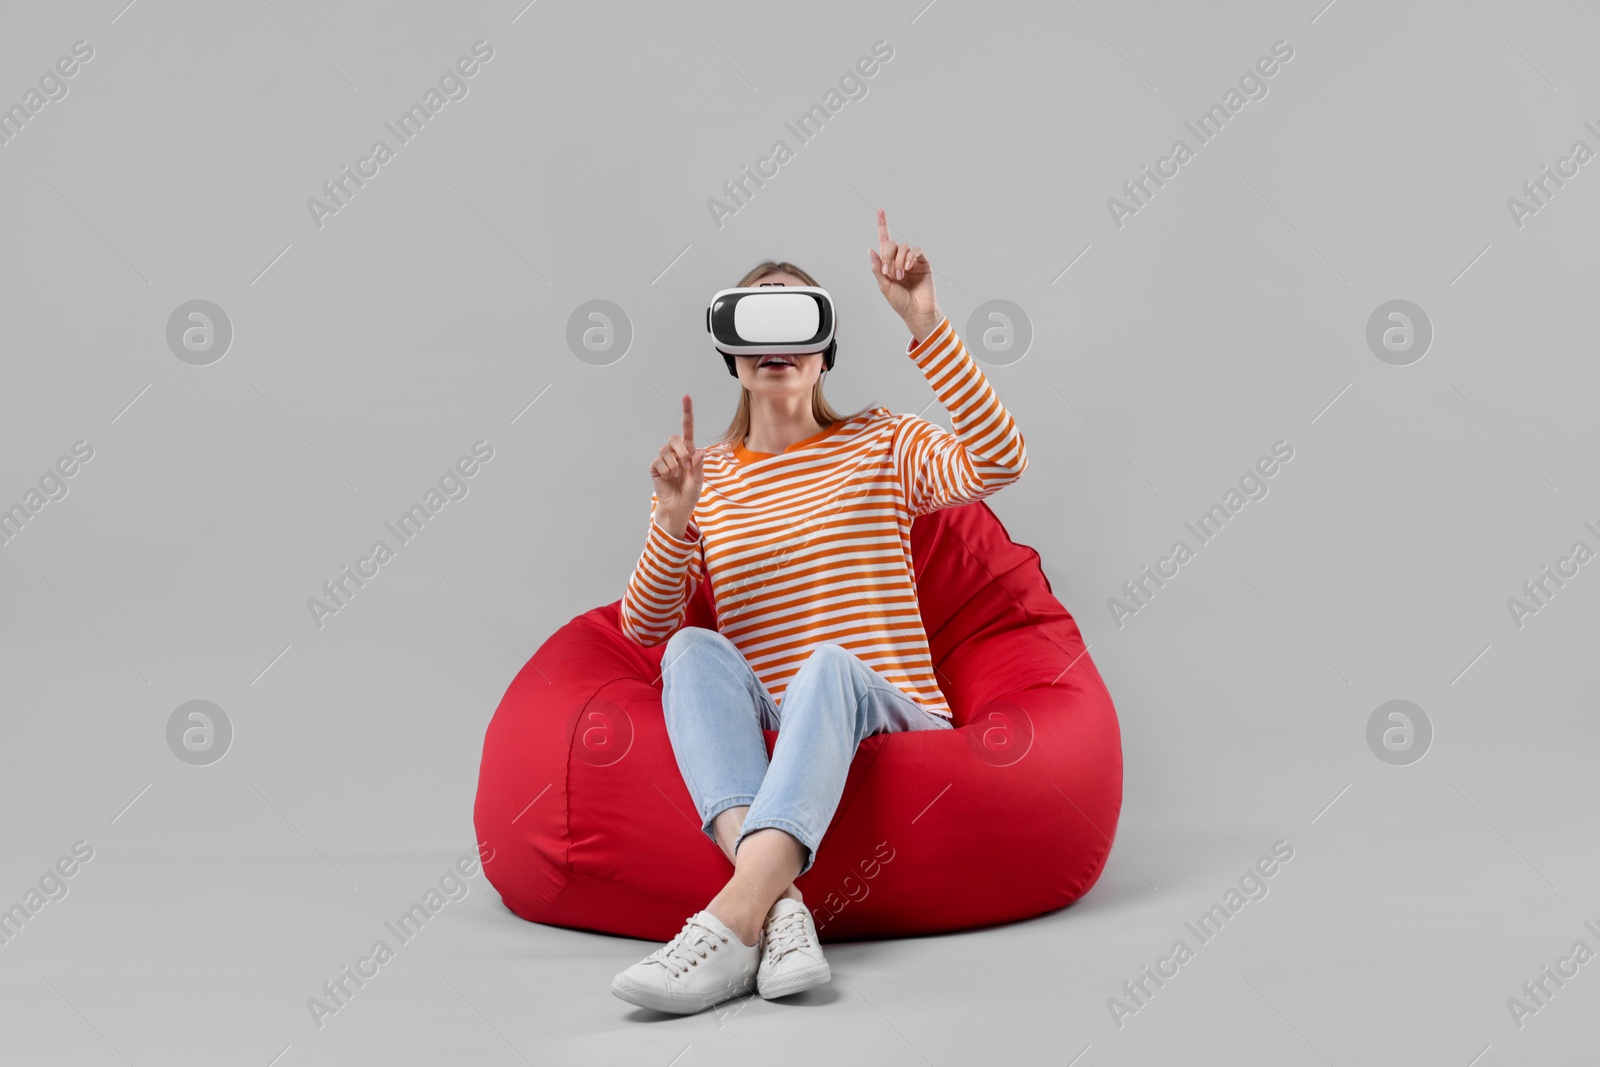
[707,285,836,377]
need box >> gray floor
[7,797,1595,1064]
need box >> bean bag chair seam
[931,503,1068,639]
[572,673,755,899]
[967,500,1058,597]
[557,671,650,879]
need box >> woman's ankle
[705,900,762,948]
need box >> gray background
[2,0,1596,1063]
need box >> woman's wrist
[654,511,691,541]
[904,309,944,344]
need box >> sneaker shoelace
[647,919,727,979]
[764,908,812,963]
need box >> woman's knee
[801,642,855,672]
[786,643,861,696]
[776,650,869,731]
[664,625,730,666]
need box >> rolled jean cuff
[699,794,757,846]
[737,816,819,878]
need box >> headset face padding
[708,285,836,376]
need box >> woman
[612,209,1028,1014]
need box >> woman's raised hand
[649,394,705,536]
[867,207,941,339]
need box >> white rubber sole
[611,971,755,1015]
[758,959,832,1000]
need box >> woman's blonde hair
[713,261,875,449]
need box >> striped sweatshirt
[620,316,1027,721]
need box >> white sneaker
[611,909,761,1014]
[757,898,831,999]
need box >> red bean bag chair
[473,499,1122,942]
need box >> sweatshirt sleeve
[620,492,705,646]
[891,316,1029,518]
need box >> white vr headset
[707,284,837,377]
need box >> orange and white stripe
[620,316,1027,720]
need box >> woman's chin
[747,380,813,396]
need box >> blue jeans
[660,626,952,878]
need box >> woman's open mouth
[760,356,796,370]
